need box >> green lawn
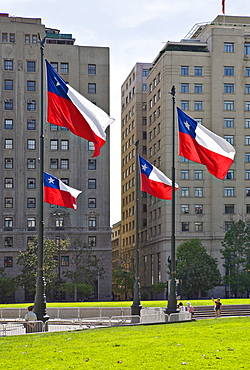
[0,317,250,369]
[1,298,250,309]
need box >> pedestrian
[212,298,222,317]
[24,305,37,333]
[178,302,186,312]
[187,302,195,317]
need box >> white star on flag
[184,120,190,130]
[48,177,55,184]
[142,164,147,171]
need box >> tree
[151,282,166,300]
[176,238,221,298]
[15,236,68,298]
[112,264,134,300]
[63,239,104,301]
[0,268,17,303]
[221,220,250,297]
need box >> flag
[222,0,225,14]
[139,155,178,200]
[46,60,114,157]
[44,172,82,210]
[177,108,235,180]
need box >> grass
[1,298,250,309]
[0,317,250,369]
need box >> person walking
[212,298,222,317]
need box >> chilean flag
[46,60,114,157]
[177,108,235,180]
[222,0,225,14]
[139,155,178,200]
[44,172,82,210]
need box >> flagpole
[34,35,49,324]
[166,86,177,313]
[131,140,142,317]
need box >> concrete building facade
[0,14,112,302]
[120,15,250,299]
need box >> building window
[4,80,13,90]
[5,158,13,169]
[4,257,13,268]
[88,198,96,208]
[246,188,250,196]
[88,83,96,94]
[55,217,64,229]
[61,159,69,169]
[27,178,36,189]
[181,187,189,197]
[224,83,234,93]
[246,102,250,111]
[226,169,234,179]
[195,170,203,180]
[181,101,189,110]
[181,83,189,93]
[194,101,202,111]
[27,158,36,169]
[224,43,234,52]
[32,35,37,43]
[194,84,202,94]
[142,83,147,91]
[88,216,96,229]
[246,85,250,94]
[195,222,203,232]
[224,118,234,128]
[246,153,250,162]
[5,139,13,149]
[224,187,234,197]
[246,170,250,180]
[246,67,250,77]
[27,100,36,111]
[25,34,30,43]
[194,66,202,76]
[224,135,234,145]
[61,140,69,150]
[224,101,234,110]
[88,142,95,151]
[61,256,69,266]
[88,64,96,74]
[181,66,189,75]
[4,237,13,248]
[247,204,250,213]
[50,124,58,131]
[181,156,189,162]
[27,139,36,150]
[246,119,250,128]
[27,61,36,72]
[5,198,13,208]
[2,33,8,42]
[4,119,13,130]
[51,62,58,71]
[195,204,203,214]
[224,66,234,76]
[27,217,36,231]
[195,187,203,197]
[225,221,233,231]
[5,99,13,110]
[50,140,58,150]
[225,204,234,214]
[5,178,13,188]
[50,159,58,169]
[27,81,36,91]
[142,69,148,76]
[60,63,69,73]
[88,179,96,189]
[4,60,13,70]
[27,198,36,208]
[4,217,13,230]
[246,136,250,145]
[27,119,36,130]
[182,222,189,231]
[244,43,250,55]
[88,159,96,170]
[181,170,189,180]
[181,204,189,214]
[9,33,15,42]
[88,236,96,247]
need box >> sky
[3,0,250,225]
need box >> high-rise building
[0,13,112,302]
[120,15,250,299]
